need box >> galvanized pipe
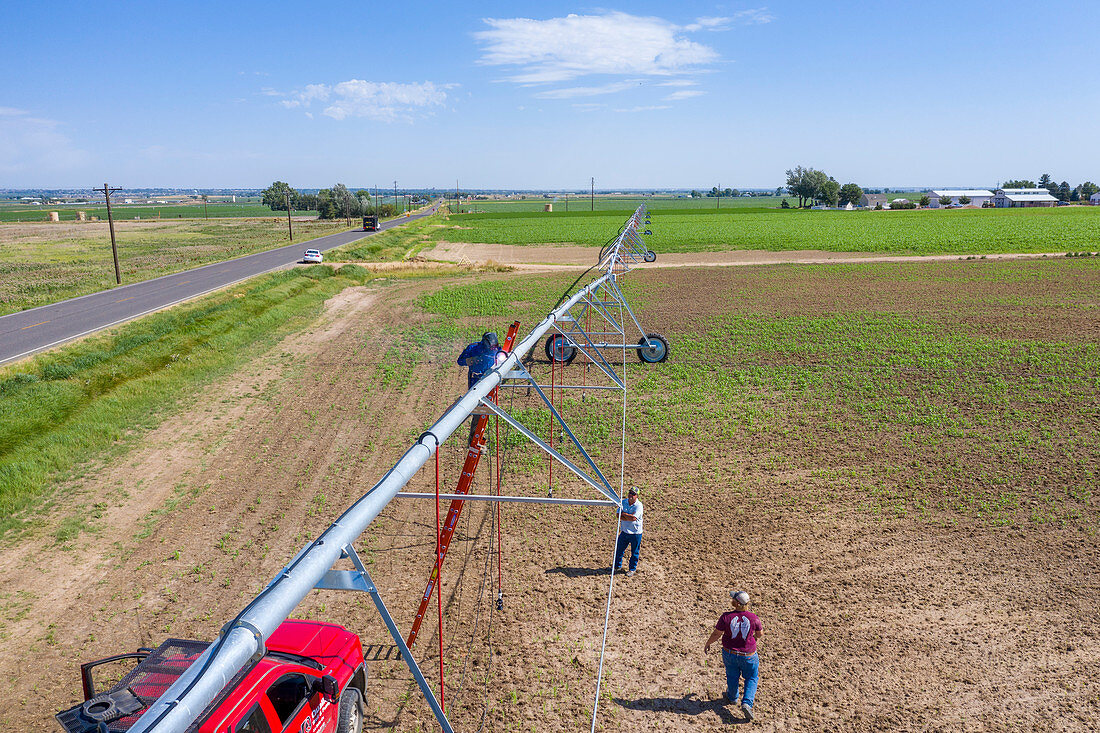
[129,270,618,733]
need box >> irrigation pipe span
[128,206,656,733]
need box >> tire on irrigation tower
[336,687,364,733]
[643,250,657,263]
[636,333,669,363]
[545,334,578,364]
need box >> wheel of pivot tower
[336,687,364,733]
[643,250,657,263]
[636,333,669,363]
[545,334,577,364]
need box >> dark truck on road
[56,619,367,733]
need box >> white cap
[730,591,750,605]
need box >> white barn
[929,189,993,208]
[1090,192,1100,205]
[993,188,1058,208]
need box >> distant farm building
[1091,192,1100,205]
[860,193,889,208]
[992,188,1058,208]
[929,189,994,208]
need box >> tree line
[782,167,864,208]
[260,181,414,219]
[1001,174,1098,202]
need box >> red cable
[435,447,444,713]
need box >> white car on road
[302,249,323,264]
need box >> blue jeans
[614,532,641,571]
[721,650,759,708]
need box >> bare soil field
[1,259,1097,732]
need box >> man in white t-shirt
[613,487,644,577]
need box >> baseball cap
[730,590,750,605]
[628,487,638,496]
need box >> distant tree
[1080,181,1099,198]
[1002,179,1035,189]
[785,166,829,208]
[261,181,297,212]
[731,189,740,197]
[939,195,952,207]
[775,187,784,197]
[874,202,884,210]
[838,183,863,207]
[1038,173,1055,194]
[918,194,931,207]
[821,178,840,207]
[724,188,733,197]
[1056,181,1071,202]
[958,195,971,205]
[690,190,701,198]
[1071,186,1081,202]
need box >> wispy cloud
[664,90,705,101]
[474,12,719,85]
[534,80,641,99]
[681,9,774,31]
[0,108,91,178]
[614,105,672,113]
[276,80,454,121]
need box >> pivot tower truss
[127,206,666,733]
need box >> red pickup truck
[56,620,367,733]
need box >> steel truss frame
[128,206,663,733]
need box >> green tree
[821,178,840,207]
[1071,186,1081,202]
[261,181,297,212]
[874,202,883,210]
[785,166,829,208]
[1057,181,1071,202]
[1002,179,1035,189]
[938,195,952,207]
[918,194,931,207]
[838,183,863,207]
[958,195,971,205]
[1079,181,1099,198]
[1038,173,1055,194]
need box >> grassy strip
[0,218,353,315]
[0,264,374,537]
[434,206,1100,255]
[326,215,442,261]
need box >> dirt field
[1,260,1098,732]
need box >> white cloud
[534,80,641,99]
[657,80,700,88]
[277,80,453,121]
[731,8,774,25]
[0,108,91,180]
[614,105,672,113]
[664,90,704,101]
[681,10,773,31]
[474,12,719,84]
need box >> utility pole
[455,179,459,214]
[285,192,293,241]
[394,181,398,217]
[96,183,123,284]
[565,192,568,212]
[717,183,720,210]
[590,177,594,211]
[203,196,208,219]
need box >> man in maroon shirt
[705,590,763,722]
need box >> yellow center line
[179,280,191,284]
[115,296,135,303]
[21,320,49,330]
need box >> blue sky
[2,1,1098,189]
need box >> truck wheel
[544,334,577,364]
[636,333,669,363]
[643,250,657,262]
[336,688,363,733]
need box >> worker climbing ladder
[406,321,520,651]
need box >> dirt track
[2,263,1098,732]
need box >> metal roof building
[929,189,994,208]
[992,188,1059,208]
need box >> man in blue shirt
[613,488,643,577]
[457,332,501,445]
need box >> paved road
[0,205,439,366]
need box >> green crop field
[0,218,352,315]
[411,258,1100,530]
[0,203,311,222]
[455,195,791,213]
[434,206,1100,255]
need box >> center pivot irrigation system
[127,206,667,733]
